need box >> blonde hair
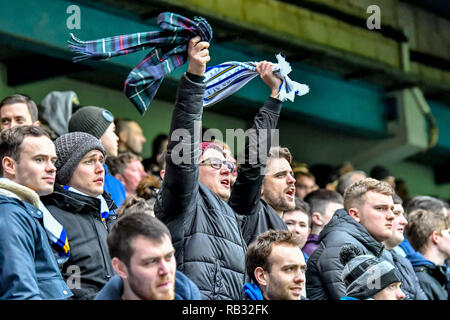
[344,178,394,211]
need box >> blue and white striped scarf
[0,178,70,264]
[61,185,111,223]
[203,54,309,107]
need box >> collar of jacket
[41,184,116,216]
[318,208,385,257]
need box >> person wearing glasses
[154,36,284,300]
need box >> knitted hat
[340,244,402,300]
[68,106,114,139]
[54,132,106,185]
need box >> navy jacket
[0,194,72,299]
[95,272,202,300]
[408,251,448,300]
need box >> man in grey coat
[306,178,396,300]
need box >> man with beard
[230,146,295,246]
[155,36,284,300]
[95,212,201,300]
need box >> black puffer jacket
[227,96,286,247]
[389,249,428,300]
[155,74,249,300]
[306,209,389,300]
[233,199,288,246]
[42,185,117,300]
[413,264,448,300]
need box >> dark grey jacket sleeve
[157,73,205,222]
[228,97,282,216]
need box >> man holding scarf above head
[42,132,118,300]
[155,35,285,300]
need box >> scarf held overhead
[203,54,310,107]
[68,12,213,115]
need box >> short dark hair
[304,189,343,216]
[404,196,446,217]
[0,94,39,122]
[336,171,367,195]
[107,212,171,267]
[106,151,142,176]
[246,230,301,284]
[0,125,50,176]
[393,194,403,205]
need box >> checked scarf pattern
[68,12,213,115]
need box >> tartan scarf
[0,178,70,264]
[203,54,309,107]
[68,12,213,115]
[61,185,111,223]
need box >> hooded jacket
[306,209,388,300]
[0,179,72,300]
[408,251,448,300]
[389,249,428,300]
[94,271,202,300]
[41,184,117,300]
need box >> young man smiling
[306,178,396,300]
[244,230,307,300]
[42,132,117,300]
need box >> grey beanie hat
[68,106,114,139]
[340,245,402,300]
[54,132,106,185]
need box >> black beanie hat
[69,106,114,139]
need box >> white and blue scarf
[203,54,309,107]
[0,178,70,264]
[61,185,111,223]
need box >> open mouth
[286,188,295,199]
[221,179,230,188]
[290,287,303,295]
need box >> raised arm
[228,61,282,216]
[157,37,210,221]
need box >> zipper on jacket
[89,213,112,280]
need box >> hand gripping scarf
[203,54,310,107]
[68,12,213,115]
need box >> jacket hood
[318,208,385,256]
[407,251,435,267]
[41,184,116,215]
